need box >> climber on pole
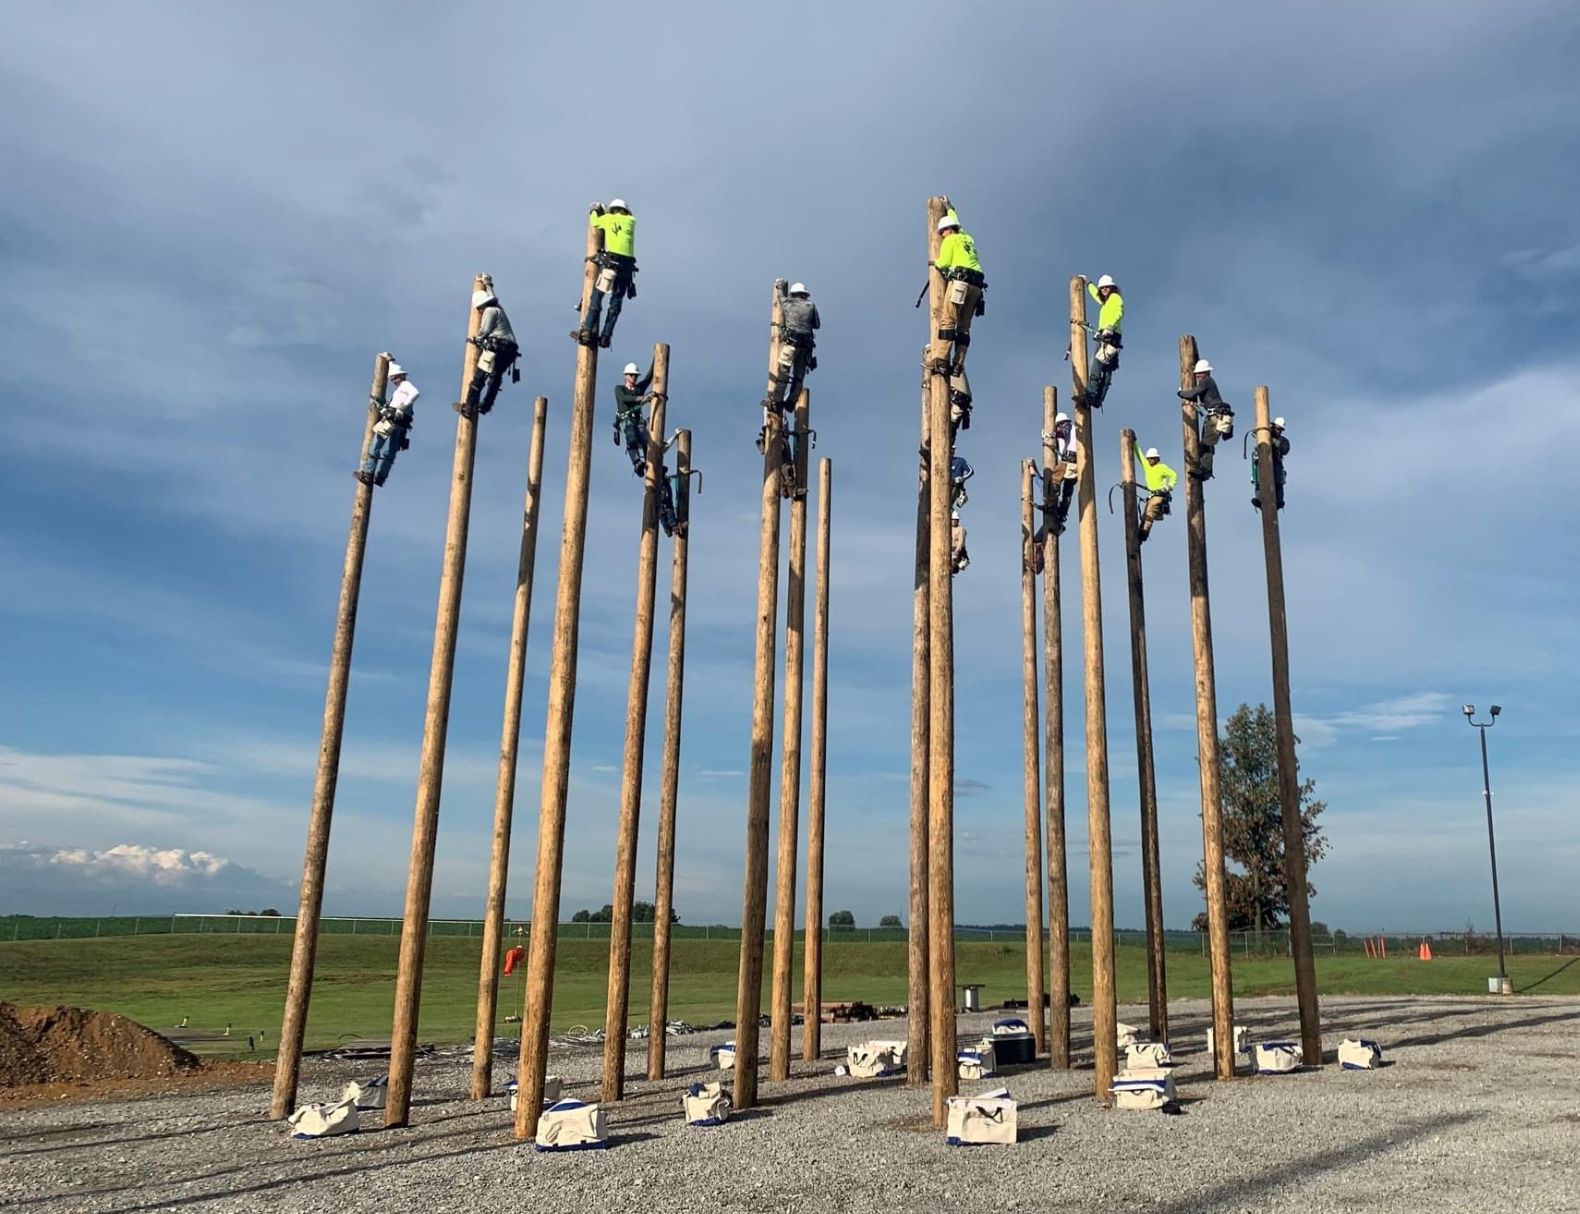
[359,362,418,486]
[1044,411,1077,533]
[766,279,820,414]
[950,454,974,509]
[950,509,970,575]
[575,199,638,348]
[1129,434,1178,544]
[458,288,519,417]
[1080,275,1124,409]
[1178,358,1235,479]
[928,206,986,438]
[1252,415,1290,511]
[613,361,655,475]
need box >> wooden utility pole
[469,395,549,1101]
[802,456,832,1063]
[907,376,932,1086]
[925,196,957,1127]
[1040,386,1071,1070]
[386,275,491,1128]
[514,219,606,1137]
[601,344,671,1102]
[647,429,694,1081]
[732,285,788,1111]
[1254,386,1322,1064]
[1119,428,1168,1044]
[1019,459,1046,1053]
[271,351,390,1120]
[770,391,812,1080]
[1179,335,1236,1081]
[1069,276,1117,1098]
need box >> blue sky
[1,2,1576,933]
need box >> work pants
[466,344,518,414]
[362,423,409,486]
[583,254,635,341]
[768,340,811,409]
[928,281,981,371]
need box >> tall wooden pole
[1119,428,1168,1044]
[385,276,490,1128]
[1179,335,1236,1081]
[1019,459,1046,1054]
[270,351,389,1120]
[802,457,832,1063]
[515,219,606,1137]
[601,344,670,1102]
[907,374,932,1086]
[469,395,549,1101]
[770,391,812,1080]
[1040,386,1071,1070]
[1069,276,1117,1099]
[647,429,694,1080]
[1254,386,1322,1064]
[925,196,957,1127]
[733,285,787,1111]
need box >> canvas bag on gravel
[288,1097,360,1139]
[683,1081,731,1126]
[1111,1067,1178,1111]
[958,1041,996,1080]
[1116,1021,1141,1049]
[1254,1041,1301,1074]
[1207,1024,1252,1057]
[710,1042,736,1071]
[341,1075,387,1111]
[1338,1038,1383,1070]
[871,1039,908,1069]
[506,1074,562,1112]
[945,1087,1017,1146]
[1125,1041,1173,1068]
[534,1098,609,1152]
[846,1042,901,1078]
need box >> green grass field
[1,935,1574,1055]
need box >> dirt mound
[0,1002,200,1087]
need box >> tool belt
[942,267,986,287]
[781,330,814,349]
[1094,327,1122,366]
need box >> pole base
[1487,976,1512,995]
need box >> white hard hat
[1144,447,1160,460]
[1273,416,1286,428]
[1194,359,1213,374]
[1054,411,1070,425]
[937,214,960,232]
[609,197,628,210]
[1096,274,1116,289]
[951,509,961,520]
[472,289,495,309]
[789,282,808,295]
[387,362,405,378]
[623,362,640,375]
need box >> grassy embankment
[1,934,1573,1055]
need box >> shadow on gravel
[2,1114,271,1157]
[1151,1111,1482,1214]
[1389,1007,1580,1050]
[764,1074,908,1108]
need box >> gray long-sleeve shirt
[1178,373,1226,409]
[476,303,517,348]
[779,295,820,342]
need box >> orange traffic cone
[1418,939,1433,961]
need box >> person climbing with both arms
[951,510,970,575]
[358,362,418,486]
[1251,415,1290,511]
[1177,358,1235,479]
[1081,274,1124,409]
[1129,433,1178,544]
[928,206,986,440]
[611,360,679,536]
[575,199,637,348]
[766,279,820,415]
[458,288,519,417]
[1042,410,1077,533]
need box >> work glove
[590,202,605,214]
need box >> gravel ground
[2,995,1576,1214]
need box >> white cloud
[0,841,291,914]
[1333,692,1455,733]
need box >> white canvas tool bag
[476,347,497,374]
[1112,1067,1178,1111]
[957,1042,996,1080]
[1338,1038,1383,1070]
[945,1088,1017,1146]
[1206,1024,1252,1057]
[340,1075,387,1111]
[1254,1041,1301,1074]
[1116,1021,1141,1048]
[287,1097,360,1139]
[1125,1040,1174,1068]
[534,1098,609,1152]
[710,1042,736,1071]
[506,1074,562,1112]
[683,1081,731,1126]
[846,1042,900,1078]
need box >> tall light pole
[1462,704,1506,986]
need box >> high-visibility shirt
[593,211,636,258]
[1088,281,1124,331]
[1136,445,1177,492]
[935,210,982,273]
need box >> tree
[828,910,856,929]
[879,914,903,928]
[1192,703,1328,933]
[631,901,679,924]
[571,909,591,923]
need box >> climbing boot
[599,335,612,349]
[755,426,767,454]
